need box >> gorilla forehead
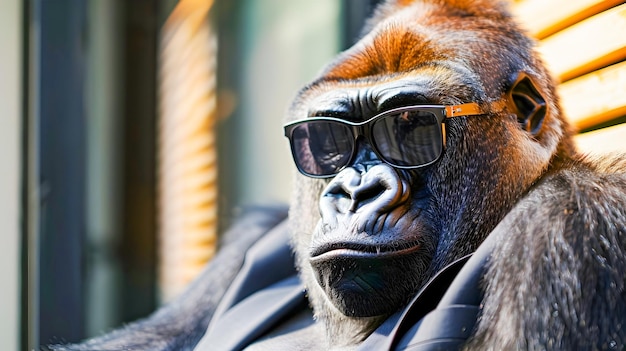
[305,78,445,121]
[294,2,532,108]
[290,23,531,123]
[293,63,488,125]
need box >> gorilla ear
[508,72,547,136]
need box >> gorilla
[53,0,626,350]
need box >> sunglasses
[284,103,487,178]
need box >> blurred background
[1,0,624,350]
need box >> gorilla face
[285,0,565,343]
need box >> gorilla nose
[320,164,411,216]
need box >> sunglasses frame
[284,102,486,178]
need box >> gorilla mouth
[309,240,427,317]
[310,241,422,260]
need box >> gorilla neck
[323,306,386,348]
[308,280,388,348]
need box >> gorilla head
[284,0,574,346]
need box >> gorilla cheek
[310,252,425,317]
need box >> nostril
[347,182,387,213]
[353,182,386,205]
[325,185,351,200]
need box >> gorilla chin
[310,240,429,317]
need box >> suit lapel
[195,275,306,351]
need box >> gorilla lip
[310,241,422,260]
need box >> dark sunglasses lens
[371,110,442,167]
[289,121,353,176]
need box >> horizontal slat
[537,3,626,82]
[512,0,623,39]
[575,123,626,154]
[559,60,626,131]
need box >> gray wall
[0,0,21,349]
